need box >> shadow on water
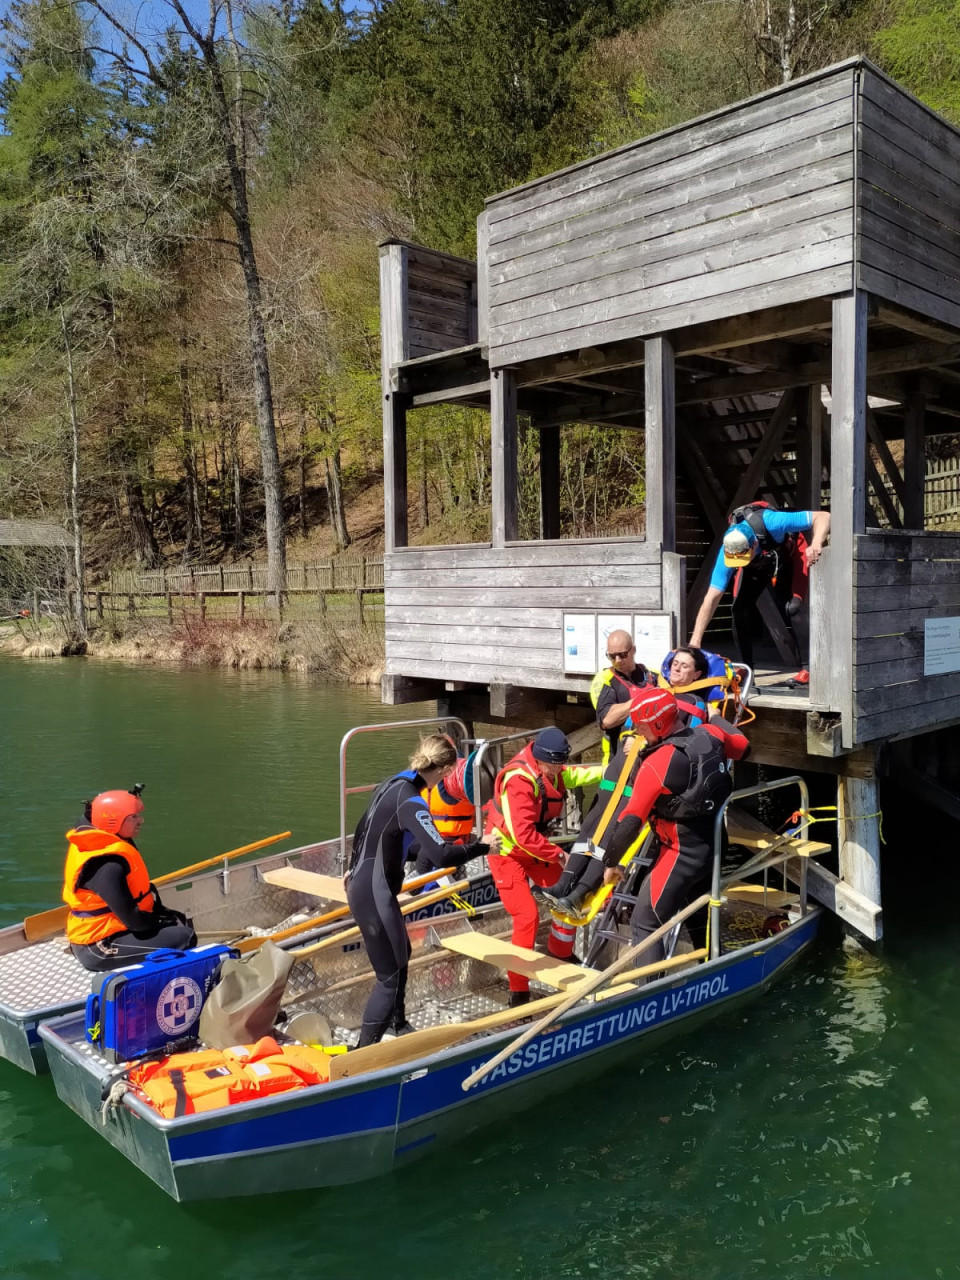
[2,660,959,1279]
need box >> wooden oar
[461,892,712,1091]
[24,830,292,944]
[233,865,458,955]
[329,947,707,1082]
[290,877,470,959]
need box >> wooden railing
[108,555,384,596]
[872,456,960,529]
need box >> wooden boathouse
[377,59,960,945]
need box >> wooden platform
[439,932,593,989]
[260,868,349,903]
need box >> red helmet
[90,789,144,835]
[628,688,679,741]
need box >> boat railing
[338,716,471,873]
[710,774,811,960]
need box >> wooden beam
[836,774,882,941]
[903,383,926,528]
[489,683,557,722]
[538,425,561,540]
[829,291,868,750]
[866,454,903,529]
[784,855,881,942]
[794,384,824,510]
[381,673,441,706]
[491,368,518,546]
[875,301,960,346]
[676,299,833,357]
[380,244,410,552]
[678,339,960,406]
[865,405,906,506]
[645,335,676,552]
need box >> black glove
[785,595,802,618]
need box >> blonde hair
[410,734,458,775]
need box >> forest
[0,0,956,617]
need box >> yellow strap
[589,733,645,856]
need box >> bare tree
[85,0,288,595]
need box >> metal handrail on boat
[710,775,811,960]
[338,716,471,872]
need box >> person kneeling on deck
[486,728,603,1007]
[601,690,750,965]
[64,787,197,973]
[345,735,496,1048]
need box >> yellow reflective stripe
[497,769,552,861]
[560,764,604,788]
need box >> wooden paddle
[25,830,292,944]
[233,865,459,955]
[329,947,707,1082]
[290,876,470,959]
[462,892,712,1091]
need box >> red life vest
[62,827,155,945]
[488,742,567,855]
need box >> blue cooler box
[85,945,235,1063]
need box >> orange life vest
[421,779,475,842]
[128,1036,333,1118]
[62,827,155,945]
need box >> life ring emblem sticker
[156,976,204,1036]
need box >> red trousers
[489,852,562,992]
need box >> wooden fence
[108,555,384,596]
[873,456,960,529]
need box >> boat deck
[0,938,89,1017]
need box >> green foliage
[873,0,960,121]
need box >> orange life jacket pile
[128,1036,335,1118]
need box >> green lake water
[0,656,957,1280]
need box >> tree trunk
[324,447,351,550]
[419,434,429,531]
[60,305,86,637]
[186,4,286,597]
[297,402,308,538]
[179,342,197,561]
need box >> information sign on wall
[562,614,597,674]
[924,617,960,675]
[632,613,674,672]
[562,612,674,677]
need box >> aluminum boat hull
[39,909,820,1200]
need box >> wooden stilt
[837,773,882,943]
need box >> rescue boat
[37,776,830,1201]
[0,715,500,1074]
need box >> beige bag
[199,940,295,1049]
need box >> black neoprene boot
[508,991,530,1008]
[557,883,592,915]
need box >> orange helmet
[90,789,144,835]
[628,688,679,742]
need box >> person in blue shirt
[690,504,830,676]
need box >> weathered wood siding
[481,66,857,369]
[853,532,960,742]
[404,244,478,360]
[856,68,960,332]
[384,540,666,692]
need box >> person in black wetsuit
[345,735,498,1047]
[63,787,197,972]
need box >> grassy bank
[0,608,385,684]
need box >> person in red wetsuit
[486,728,602,1006]
[601,688,750,962]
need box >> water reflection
[1,659,959,1279]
